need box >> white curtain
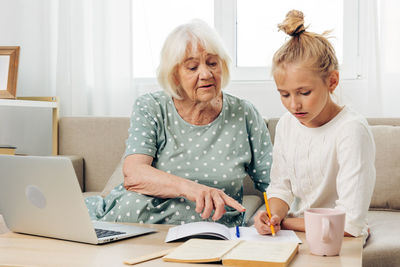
[55,0,137,116]
[361,0,383,117]
[377,0,400,116]
[362,0,400,117]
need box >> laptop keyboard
[95,228,126,238]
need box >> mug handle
[322,217,330,242]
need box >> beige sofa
[2,116,396,266]
[55,116,400,267]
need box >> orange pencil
[263,192,276,236]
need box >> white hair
[157,19,231,99]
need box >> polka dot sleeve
[244,102,273,193]
[124,95,159,158]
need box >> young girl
[254,10,376,241]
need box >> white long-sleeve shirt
[267,106,376,238]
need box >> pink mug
[304,208,345,256]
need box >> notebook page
[165,221,231,242]
[163,239,240,263]
[229,227,302,243]
[223,240,299,263]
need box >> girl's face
[274,63,339,128]
[175,44,222,103]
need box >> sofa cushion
[100,156,125,197]
[58,117,130,192]
[243,175,263,198]
[242,195,262,226]
[370,126,400,210]
[363,211,400,267]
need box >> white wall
[0,0,399,118]
[0,0,56,97]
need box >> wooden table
[0,223,362,267]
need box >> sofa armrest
[57,155,84,192]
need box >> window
[237,1,343,67]
[133,0,359,81]
[215,0,359,80]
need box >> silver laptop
[0,155,156,244]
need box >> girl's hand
[254,210,282,235]
[182,182,245,221]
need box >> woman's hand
[123,154,245,221]
[254,211,282,235]
[181,181,246,221]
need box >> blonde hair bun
[278,10,306,37]
[272,9,339,78]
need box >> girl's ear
[327,70,339,93]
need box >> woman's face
[175,44,222,103]
[274,63,339,127]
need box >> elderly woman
[86,19,272,227]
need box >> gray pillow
[369,125,400,210]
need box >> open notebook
[163,238,299,266]
[165,221,302,243]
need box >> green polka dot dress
[85,91,272,227]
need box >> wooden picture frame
[0,46,20,99]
